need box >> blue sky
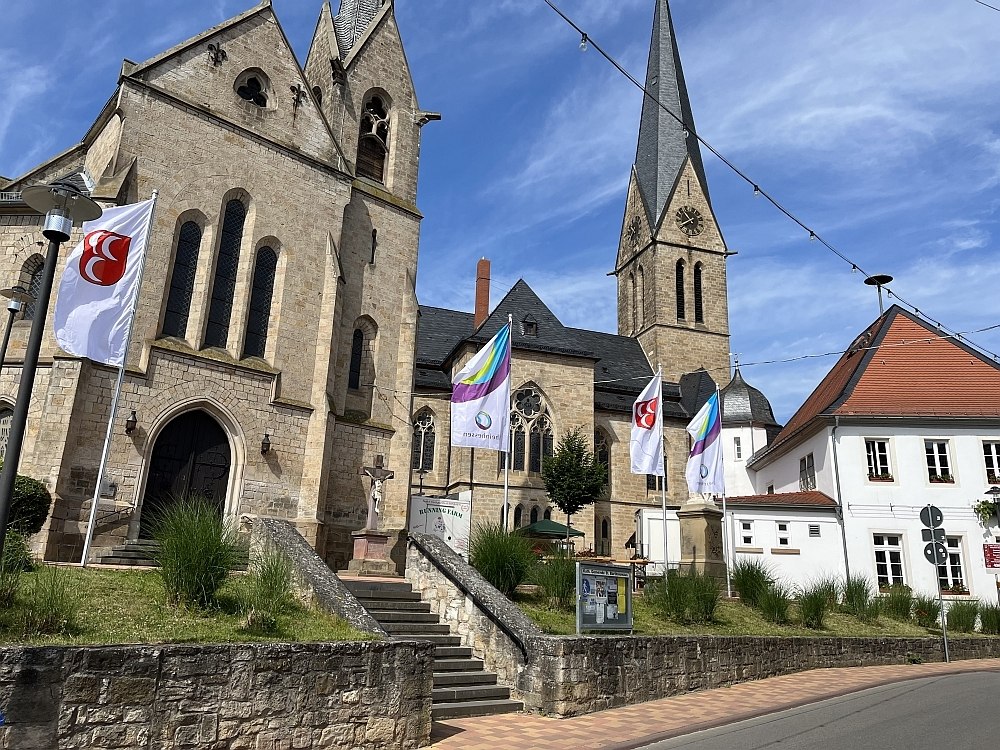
[2,0,999,422]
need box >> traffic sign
[924,541,948,566]
[919,505,944,529]
[921,528,945,543]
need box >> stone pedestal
[676,497,727,578]
[346,529,398,577]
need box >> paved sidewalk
[430,658,1000,750]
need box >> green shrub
[946,600,979,633]
[469,523,536,597]
[731,558,773,608]
[758,583,791,624]
[813,576,841,607]
[979,604,1000,635]
[20,565,79,636]
[797,583,830,629]
[842,574,878,622]
[0,466,52,536]
[0,531,31,608]
[530,551,577,609]
[913,594,942,629]
[152,496,243,608]
[881,584,914,622]
[236,547,296,634]
[646,570,720,624]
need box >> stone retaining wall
[0,641,433,749]
[404,532,1000,718]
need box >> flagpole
[80,191,159,566]
[502,315,512,531]
[717,383,731,598]
[657,365,668,575]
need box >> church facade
[0,0,429,569]
[409,0,735,560]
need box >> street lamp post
[0,285,35,367]
[0,181,101,561]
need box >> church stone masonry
[0,0,429,569]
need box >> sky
[2,0,999,423]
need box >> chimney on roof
[474,258,490,330]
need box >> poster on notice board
[576,562,633,633]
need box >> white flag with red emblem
[630,371,664,476]
[54,199,155,367]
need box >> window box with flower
[929,473,954,484]
[987,471,1000,484]
[868,472,894,482]
[973,499,1000,527]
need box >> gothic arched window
[675,259,686,321]
[348,329,364,390]
[411,410,435,471]
[595,428,610,488]
[501,387,554,473]
[357,93,390,183]
[629,272,637,333]
[544,507,552,521]
[205,199,247,348]
[694,262,704,323]
[530,506,539,525]
[19,254,44,322]
[235,70,269,108]
[242,246,278,359]
[0,406,12,459]
[647,454,668,492]
[514,504,523,528]
[637,266,645,328]
[162,221,202,338]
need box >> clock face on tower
[626,216,642,249]
[675,205,704,237]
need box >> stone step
[356,599,431,612]
[367,610,440,624]
[433,684,510,703]
[342,579,414,598]
[98,556,159,567]
[431,699,523,720]
[381,621,451,635]
[432,658,485,673]
[434,646,473,659]
[393,633,462,646]
[433,671,499,687]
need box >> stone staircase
[342,578,522,720]
[100,540,161,566]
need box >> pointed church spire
[333,0,385,59]
[635,0,711,228]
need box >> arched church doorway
[138,410,232,538]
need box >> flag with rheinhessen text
[53,199,154,367]
[630,371,664,476]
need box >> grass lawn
[0,566,369,646]
[519,592,967,638]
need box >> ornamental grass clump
[797,582,830,629]
[731,558,773,608]
[758,582,792,625]
[913,594,942,629]
[946,600,979,633]
[841,573,879,623]
[235,547,296,634]
[152,496,243,608]
[0,531,31,608]
[530,550,577,609]
[647,570,720,624]
[20,565,79,636]
[979,603,1000,635]
[881,584,914,622]
[469,523,536,598]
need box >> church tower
[616,0,731,384]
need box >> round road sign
[924,541,948,566]
[919,505,944,529]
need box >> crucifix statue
[359,454,394,531]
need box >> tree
[541,428,608,544]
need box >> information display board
[984,543,1000,570]
[576,562,633,633]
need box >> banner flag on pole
[630,371,664,476]
[54,199,155,367]
[450,323,511,452]
[685,391,725,494]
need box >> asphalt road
[637,673,1000,750]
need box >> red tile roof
[728,491,837,507]
[750,306,1000,466]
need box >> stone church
[0,0,431,569]
[410,0,734,562]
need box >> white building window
[799,453,816,491]
[734,436,742,460]
[924,440,953,483]
[873,534,905,588]
[808,524,821,538]
[937,537,966,593]
[740,520,753,546]
[865,439,892,480]
[766,484,774,495]
[984,441,1000,484]
[776,522,790,546]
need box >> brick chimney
[474,258,490,330]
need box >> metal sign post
[920,504,949,662]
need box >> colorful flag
[630,371,664,475]
[685,391,725,494]
[450,323,511,451]
[53,199,155,367]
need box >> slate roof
[727,491,837,508]
[721,367,781,428]
[749,305,1000,468]
[679,369,717,417]
[635,0,712,228]
[333,0,384,59]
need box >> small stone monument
[347,455,398,577]
[677,493,727,578]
